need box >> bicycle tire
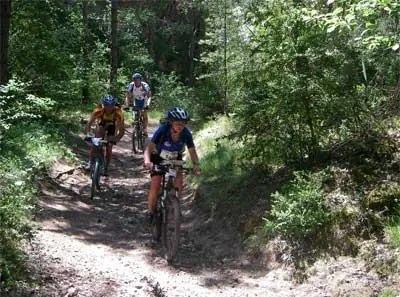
[90,160,101,199]
[138,126,145,152]
[162,196,181,262]
[132,123,138,154]
[139,127,146,151]
[152,208,162,242]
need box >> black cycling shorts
[99,121,116,136]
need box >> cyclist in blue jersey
[144,107,201,223]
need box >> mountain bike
[128,106,146,154]
[151,160,189,262]
[84,136,114,199]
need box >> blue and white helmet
[167,107,190,122]
[103,95,115,105]
[132,72,142,80]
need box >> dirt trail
[26,121,394,297]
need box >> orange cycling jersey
[92,105,124,125]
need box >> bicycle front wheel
[132,124,138,154]
[152,208,162,243]
[161,196,181,262]
[139,126,146,151]
[137,126,144,152]
[90,160,101,199]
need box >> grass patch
[148,110,164,122]
[385,214,400,248]
[378,288,398,297]
[191,116,257,212]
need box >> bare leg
[105,143,113,170]
[148,175,161,212]
[174,173,183,199]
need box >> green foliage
[152,72,195,115]
[378,288,398,297]
[197,0,399,165]
[10,0,83,100]
[0,79,55,138]
[385,214,400,248]
[264,170,332,240]
[198,0,249,115]
[190,116,252,210]
[0,121,73,287]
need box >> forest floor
[17,121,400,297]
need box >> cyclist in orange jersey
[84,95,125,175]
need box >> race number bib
[160,150,178,160]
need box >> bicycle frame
[92,140,106,167]
[153,160,187,262]
[132,106,145,125]
[128,106,146,153]
[85,136,108,199]
[157,160,185,203]
[160,167,178,223]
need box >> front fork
[161,176,177,224]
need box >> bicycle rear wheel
[161,196,181,262]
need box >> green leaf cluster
[0,79,55,138]
[264,170,332,240]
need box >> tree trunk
[82,0,89,103]
[223,0,228,114]
[110,0,118,98]
[0,0,11,85]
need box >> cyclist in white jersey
[124,72,152,135]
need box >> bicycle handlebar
[153,160,191,174]
[160,160,185,166]
[84,136,116,145]
[123,106,148,112]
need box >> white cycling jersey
[127,81,150,106]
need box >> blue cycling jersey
[151,124,194,157]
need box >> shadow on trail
[36,125,268,290]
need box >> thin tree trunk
[110,0,118,98]
[223,0,228,114]
[187,18,197,86]
[82,0,89,103]
[0,0,11,85]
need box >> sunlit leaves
[0,79,55,138]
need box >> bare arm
[144,142,156,169]
[188,147,201,175]
[115,120,125,141]
[124,91,133,108]
[146,90,152,107]
[84,113,96,135]
[188,147,199,164]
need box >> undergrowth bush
[263,170,332,241]
[191,116,253,211]
[0,120,73,288]
[0,79,54,139]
